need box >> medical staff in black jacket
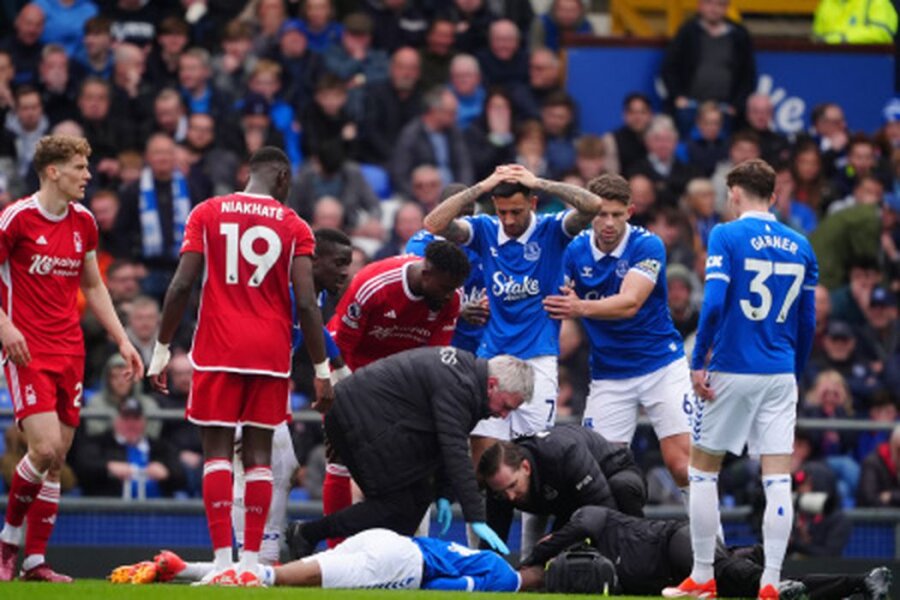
[287,346,534,557]
[519,506,892,600]
[478,424,647,544]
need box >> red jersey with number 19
[0,195,98,357]
[181,193,315,376]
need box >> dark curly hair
[425,240,471,282]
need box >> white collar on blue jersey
[590,224,631,261]
[739,210,777,221]
[497,211,537,246]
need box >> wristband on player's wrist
[314,360,330,379]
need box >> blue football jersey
[291,288,340,358]
[464,211,572,359]
[413,537,520,592]
[564,226,685,379]
[691,212,819,374]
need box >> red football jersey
[328,255,460,371]
[0,195,98,357]
[182,193,315,376]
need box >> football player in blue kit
[259,528,520,591]
[542,173,690,500]
[423,163,601,554]
[664,159,818,600]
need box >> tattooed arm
[534,179,602,236]
[499,165,601,236]
[424,168,508,244]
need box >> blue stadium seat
[290,392,310,411]
[289,487,310,502]
[0,389,11,408]
[360,163,393,200]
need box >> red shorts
[187,370,290,429]
[4,354,84,428]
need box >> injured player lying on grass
[110,528,520,590]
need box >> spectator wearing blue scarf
[117,133,209,297]
[72,397,187,498]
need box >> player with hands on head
[0,135,143,583]
[146,146,332,586]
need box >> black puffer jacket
[488,424,641,540]
[524,506,686,595]
[326,346,491,521]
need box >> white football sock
[760,474,793,590]
[688,467,719,584]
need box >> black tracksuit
[304,347,491,544]
[487,424,646,543]
[526,506,872,599]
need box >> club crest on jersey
[347,302,362,320]
[523,242,541,262]
[615,259,629,278]
[73,231,82,253]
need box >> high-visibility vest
[813,0,898,44]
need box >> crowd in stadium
[0,0,898,579]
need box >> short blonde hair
[33,135,91,176]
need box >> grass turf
[0,579,650,599]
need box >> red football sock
[24,481,60,559]
[202,459,234,552]
[241,466,273,554]
[323,464,352,548]
[4,455,45,530]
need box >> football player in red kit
[147,147,333,586]
[0,135,144,582]
[318,240,470,545]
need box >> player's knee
[28,443,60,471]
[662,440,691,485]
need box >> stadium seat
[360,163,393,200]
[290,392,310,411]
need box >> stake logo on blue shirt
[464,211,573,359]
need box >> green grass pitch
[0,580,653,599]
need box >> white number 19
[220,223,282,287]
[740,258,805,322]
